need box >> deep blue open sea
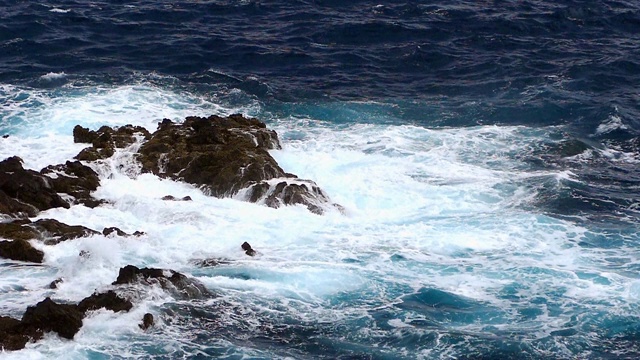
[1,1,640,359]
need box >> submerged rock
[113,265,210,299]
[0,239,44,263]
[161,195,192,201]
[241,242,256,257]
[49,278,64,289]
[139,313,154,330]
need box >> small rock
[139,313,154,330]
[49,278,63,289]
[241,242,256,256]
[103,227,128,237]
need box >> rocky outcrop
[31,219,100,245]
[0,218,100,246]
[73,124,151,161]
[137,114,338,214]
[0,316,30,350]
[113,265,210,299]
[21,297,84,340]
[0,291,134,351]
[0,239,44,263]
[40,161,104,208]
[0,156,69,217]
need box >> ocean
[1,0,639,358]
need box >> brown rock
[0,156,70,217]
[0,239,44,263]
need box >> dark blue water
[1,1,640,358]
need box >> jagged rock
[250,179,335,215]
[40,161,104,208]
[112,265,210,299]
[241,242,256,256]
[137,114,338,214]
[21,297,83,340]
[139,313,154,330]
[138,114,282,197]
[0,316,30,351]
[0,239,44,263]
[0,156,69,217]
[77,290,133,314]
[73,124,151,161]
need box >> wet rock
[193,258,231,267]
[113,265,210,299]
[241,242,256,256]
[132,231,146,236]
[161,195,193,201]
[73,124,151,161]
[49,278,63,289]
[77,290,133,314]
[31,219,100,245]
[103,227,128,237]
[79,250,91,258]
[40,161,104,208]
[0,239,44,263]
[250,179,336,215]
[0,316,30,351]
[0,220,39,241]
[0,156,69,217]
[137,114,338,214]
[138,114,282,197]
[21,297,83,340]
[139,313,154,330]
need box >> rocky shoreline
[0,114,339,351]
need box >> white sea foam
[0,82,638,358]
[49,8,70,14]
[39,72,67,81]
[596,114,628,135]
